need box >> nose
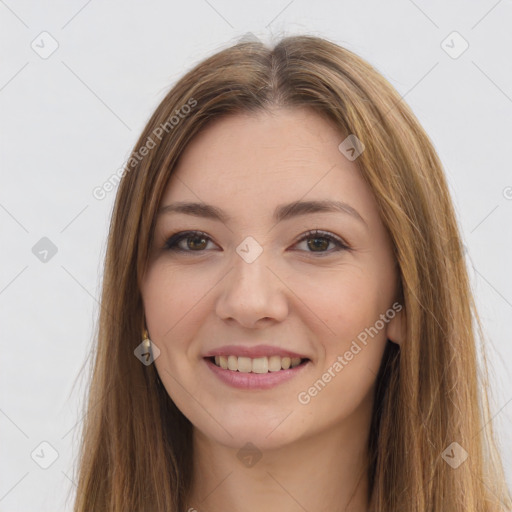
[214,245,289,328]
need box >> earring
[142,328,151,349]
[142,328,163,386]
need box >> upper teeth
[213,355,303,373]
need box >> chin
[200,425,301,452]
[189,404,307,451]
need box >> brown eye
[294,230,350,256]
[185,234,208,250]
[307,236,330,252]
[164,231,214,252]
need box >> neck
[186,408,372,512]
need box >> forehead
[160,108,377,224]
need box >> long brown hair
[71,35,511,511]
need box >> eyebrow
[157,199,367,227]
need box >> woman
[72,35,511,511]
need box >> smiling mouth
[208,355,309,373]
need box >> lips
[202,344,311,387]
[204,355,311,389]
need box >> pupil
[308,237,328,251]
[188,236,206,250]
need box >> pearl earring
[142,328,151,348]
[141,328,163,386]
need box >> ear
[386,306,406,346]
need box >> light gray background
[1,1,511,510]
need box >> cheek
[142,265,207,419]
[294,278,389,424]
[141,265,199,389]
[289,263,383,336]
[293,265,390,376]
[142,262,207,341]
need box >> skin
[141,107,404,512]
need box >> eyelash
[162,229,351,256]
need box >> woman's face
[141,107,402,450]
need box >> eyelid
[292,229,351,252]
[163,230,215,251]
